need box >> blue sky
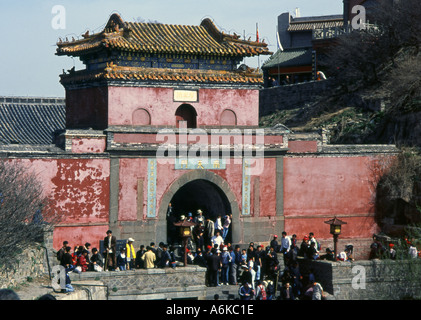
[0,0,343,97]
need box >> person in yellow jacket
[126,238,136,270]
[142,246,156,269]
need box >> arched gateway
[158,170,241,244]
[47,13,397,261]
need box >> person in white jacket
[211,231,224,248]
[214,215,223,234]
[280,231,291,254]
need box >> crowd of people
[369,235,421,260]
[59,209,421,300]
[55,208,333,300]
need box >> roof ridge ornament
[56,15,271,58]
[200,18,224,42]
[106,13,125,31]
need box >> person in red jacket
[77,250,89,272]
[71,246,79,266]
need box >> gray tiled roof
[0,97,66,145]
[262,47,313,69]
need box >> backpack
[256,285,267,300]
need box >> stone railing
[69,266,208,300]
[312,24,380,41]
[312,26,352,40]
[0,96,65,105]
[299,258,421,300]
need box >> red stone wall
[107,86,259,127]
[3,150,388,251]
[71,138,107,153]
[6,159,111,250]
[118,158,245,220]
[283,155,379,240]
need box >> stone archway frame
[157,170,242,244]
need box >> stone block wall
[69,266,207,300]
[259,80,333,117]
[0,246,47,289]
[58,280,108,300]
[299,258,421,300]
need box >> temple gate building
[0,14,397,258]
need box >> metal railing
[312,23,380,40]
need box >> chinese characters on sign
[174,158,226,170]
[173,89,198,102]
[147,158,157,218]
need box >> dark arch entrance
[175,104,197,128]
[171,179,230,221]
[167,179,232,245]
[158,170,241,246]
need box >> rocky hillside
[260,50,421,148]
[259,44,421,237]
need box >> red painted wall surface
[71,138,107,153]
[117,158,246,220]
[117,157,278,221]
[263,135,283,145]
[283,156,379,240]
[287,140,318,153]
[257,158,277,217]
[6,159,110,250]
[285,216,379,240]
[118,158,149,221]
[107,86,259,127]
[53,225,109,252]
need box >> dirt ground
[12,274,64,300]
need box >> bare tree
[381,53,421,114]
[0,161,60,268]
[321,0,421,92]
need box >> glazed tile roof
[60,63,264,85]
[288,15,344,32]
[57,14,271,58]
[262,47,313,69]
[0,97,65,145]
